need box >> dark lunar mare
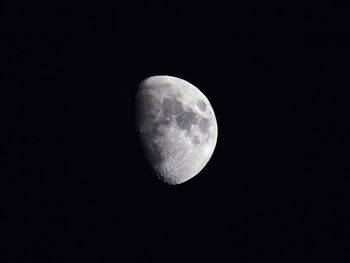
[192,136,200,144]
[175,109,198,131]
[162,98,182,116]
[199,118,210,133]
[197,100,207,112]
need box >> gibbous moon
[135,75,218,185]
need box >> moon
[135,75,218,185]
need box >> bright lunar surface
[135,75,218,185]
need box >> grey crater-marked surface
[135,75,218,185]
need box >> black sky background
[1,1,350,262]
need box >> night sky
[1,1,350,262]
